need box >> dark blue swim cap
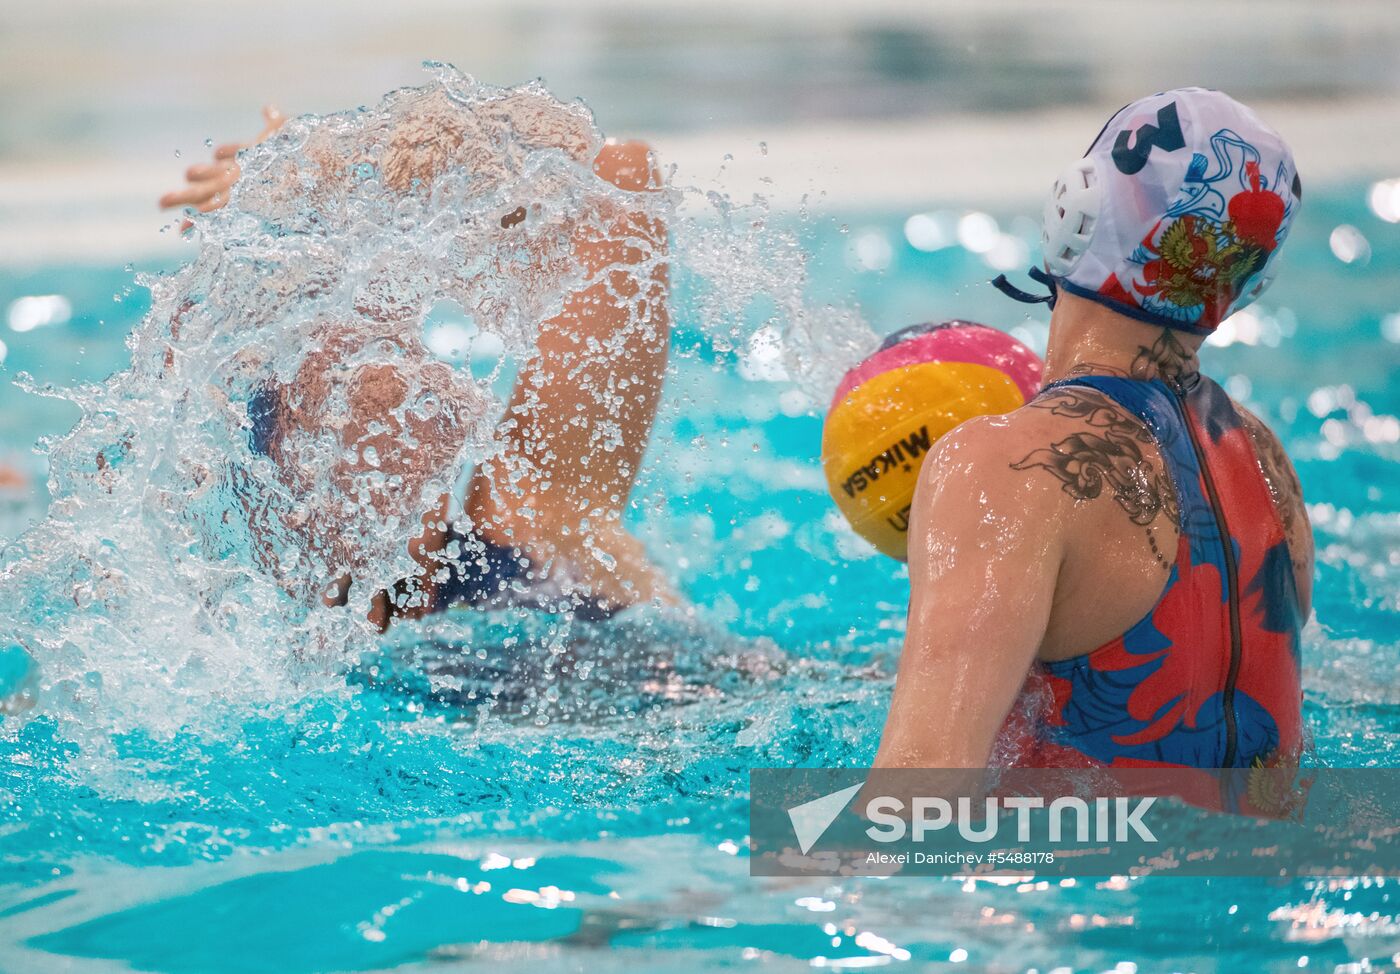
[246,384,282,457]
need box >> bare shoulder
[920,387,1131,481]
[931,383,1126,450]
[956,385,1178,530]
[914,382,1169,509]
[1233,402,1303,487]
[1232,401,1309,524]
[911,408,1078,519]
[898,405,1083,585]
[1231,401,1314,597]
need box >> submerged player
[162,100,674,631]
[874,88,1311,769]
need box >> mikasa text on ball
[821,321,1044,560]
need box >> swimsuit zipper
[1169,384,1244,768]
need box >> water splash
[0,64,870,769]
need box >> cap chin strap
[992,266,1059,308]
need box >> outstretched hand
[159,105,286,229]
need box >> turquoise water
[1,178,1397,972]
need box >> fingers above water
[594,140,661,192]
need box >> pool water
[0,178,1397,972]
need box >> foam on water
[0,64,871,770]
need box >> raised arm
[872,416,1068,769]
[460,139,672,609]
[159,105,285,227]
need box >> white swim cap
[1026,87,1301,335]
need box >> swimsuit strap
[431,524,618,622]
[1037,374,1214,555]
[1016,372,1305,771]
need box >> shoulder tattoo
[1011,389,1179,567]
[1237,408,1311,573]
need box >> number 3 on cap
[1112,102,1185,175]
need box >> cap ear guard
[1041,157,1101,278]
[1242,263,1276,304]
[1240,212,1292,306]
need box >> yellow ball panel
[821,360,1026,560]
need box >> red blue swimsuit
[1006,372,1304,769]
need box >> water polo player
[162,101,675,630]
[869,88,1311,770]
